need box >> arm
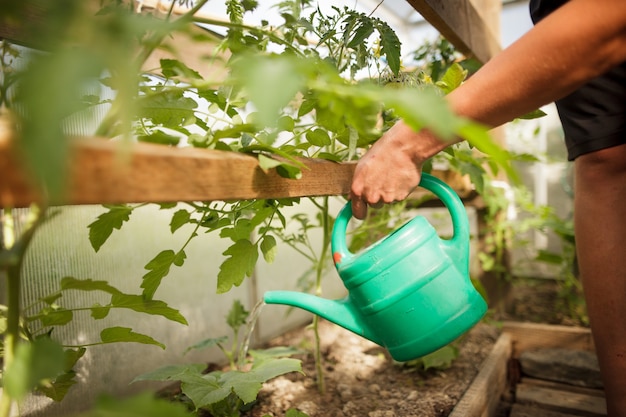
[350,0,626,219]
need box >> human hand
[349,121,453,219]
[349,122,424,219]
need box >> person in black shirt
[349,1,626,415]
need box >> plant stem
[312,197,331,394]
[0,209,16,417]
[0,207,44,417]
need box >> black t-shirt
[528,0,626,160]
[529,0,569,23]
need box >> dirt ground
[240,278,580,417]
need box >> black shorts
[530,0,626,161]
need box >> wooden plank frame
[0,136,357,208]
[449,332,512,417]
[0,133,477,208]
[450,322,598,416]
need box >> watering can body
[264,173,487,362]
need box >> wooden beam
[0,135,357,208]
[0,1,49,48]
[405,0,501,63]
[1,131,476,208]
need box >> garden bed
[233,278,599,417]
[245,319,500,417]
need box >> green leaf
[170,209,191,233]
[17,48,101,200]
[132,363,206,383]
[137,89,197,127]
[250,357,302,382]
[183,336,229,355]
[375,19,401,75]
[347,18,374,48]
[249,346,303,359]
[40,292,62,305]
[422,345,458,370]
[258,154,283,173]
[226,300,249,331]
[141,250,183,300]
[232,54,308,127]
[160,58,203,80]
[286,409,311,417]
[90,303,111,319]
[86,392,192,417]
[159,202,178,210]
[174,250,186,267]
[100,327,165,349]
[38,370,78,402]
[63,347,87,371]
[276,164,302,180]
[252,154,302,179]
[317,152,342,162]
[517,108,547,120]
[88,205,133,252]
[305,128,331,147]
[213,123,258,140]
[39,307,73,327]
[220,218,254,242]
[535,250,563,264]
[250,205,275,227]
[457,162,486,195]
[240,144,308,170]
[298,97,316,117]
[435,63,468,94]
[60,277,122,295]
[220,371,263,404]
[137,130,181,146]
[260,235,277,263]
[217,240,259,294]
[182,373,232,409]
[110,293,188,325]
[456,121,519,183]
[383,87,457,141]
[4,338,66,400]
[276,115,295,132]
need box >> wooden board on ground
[449,333,512,417]
[519,378,605,398]
[515,381,607,416]
[510,403,595,417]
[450,322,603,417]
[502,321,595,356]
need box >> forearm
[350,0,626,218]
[448,0,626,128]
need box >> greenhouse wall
[9,201,347,417]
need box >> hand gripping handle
[331,173,470,270]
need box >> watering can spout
[263,291,383,346]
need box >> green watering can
[264,173,487,362]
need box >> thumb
[350,197,367,220]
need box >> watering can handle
[332,173,470,268]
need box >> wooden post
[404,0,501,64]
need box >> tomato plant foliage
[75,0,513,300]
[0,0,533,413]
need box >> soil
[157,278,585,417]
[237,278,585,417]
